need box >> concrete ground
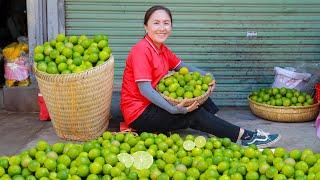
[0,93,320,156]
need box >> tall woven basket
[34,56,114,141]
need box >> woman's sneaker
[241,129,281,148]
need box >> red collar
[144,35,163,55]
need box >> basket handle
[208,80,216,93]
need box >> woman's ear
[144,25,148,34]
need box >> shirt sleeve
[166,47,181,70]
[131,47,153,82]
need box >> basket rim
[157,72,215,103]
[33,54,114,78]
[247,95,320,109]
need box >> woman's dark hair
[144,5,172,25]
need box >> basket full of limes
[156,67,215,106]
[33,34,114,141]
[248,87,319,122]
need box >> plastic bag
[38,93,50,121]
[4,55,29,81]
[301,70,320,96]
[272,67,312,90]
[17,36,28,44]
[4,54,30,87]
[316,114,320,140]
[3,41,30,87]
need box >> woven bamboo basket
[248,97,320,122]
[34,56,114,141]
[158,73,215,106]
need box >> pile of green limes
[34,34,112,74]
[249,87,315,107]
[157,67,213,100]
[1,131,320,179]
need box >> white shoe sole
[255,134,281,149]
[242,134,281,149]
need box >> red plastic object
[315,83,320,103]
[38,93,51,121]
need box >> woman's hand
[174,100,199,114]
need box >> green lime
[117,153,134,168]
[37,61,48,72]
[34,53,45,62]
[8,165,21,176]
[183,140,195,151]
[179,67,189,75]
[132,151,153,170]
[34,45,44,54]
[56,33,66,42]
[194,136,206,148]
[77,164,89,177]
[89,162,102,175]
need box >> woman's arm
[137,81,188,114]
[175,61,207,75]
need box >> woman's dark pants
[130,98,241,142]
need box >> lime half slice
[183,140,195,151]
[194,136,206,148]
[132,151,153,170]
[117,153,134,168]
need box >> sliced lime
[117,153,134,168]
[183,140,195,151]
[132,151,153,170]
[194,136,206,148]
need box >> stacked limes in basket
[34,34,112,74]
[156,67,213,100]
[249,87,315,107]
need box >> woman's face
[144,10,172,48]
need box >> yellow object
[3,42,29,61]
[18,79,30,87]
[5,80,15,87]
[5,78,30,87]
[21,43,29,52]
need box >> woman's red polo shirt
[120,35,181,125]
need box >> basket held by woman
[157,72,215,107]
